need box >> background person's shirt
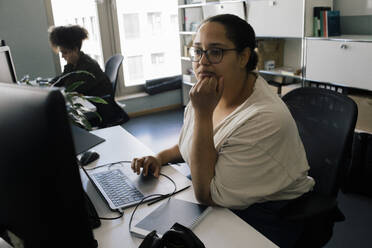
[179,76,315,209]
[51,51,113,97]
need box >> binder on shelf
[321,10,328,37]
[131,198,211,238]
[327,10,341,37]
[313,6,331,37]
[184,8,203,32]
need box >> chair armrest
[116,101,126,109]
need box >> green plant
[21,71,107,131]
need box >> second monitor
[0,46,17,84]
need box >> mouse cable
[83,160,132,171]
[128,172,177,233]
[83,161,178,224]
[84,160,180,171]
[98,209,124,220]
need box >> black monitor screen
[0,46,17,83]
[0,83,97,247]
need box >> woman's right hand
[131,155,162,178]
[189,76,224,117]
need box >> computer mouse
[80,151,100,166]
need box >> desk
[80,126,278,248]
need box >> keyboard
[91,169,144,208]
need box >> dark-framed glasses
[189,47,238,64]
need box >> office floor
[122,108,372,248]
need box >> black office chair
[280,87,358,248]
[84,54,129,129]
[93,54,129,128]
[105,54,124,96]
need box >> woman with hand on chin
[132,14,314,247]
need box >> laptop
[70,124,105,155]
[81,163,176,210]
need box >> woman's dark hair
[200,14,258,72]
[48,25,88,51]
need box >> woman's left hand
[189,76,224,117]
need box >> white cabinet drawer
[305,39,372,91]
[246,0,303,37]
[203,2,246,20]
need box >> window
[127,55,144,81]
[115,0,181,88]
[151,53,164,65]
[90,16,97,40]
[148,12,162,35]
[123,14,140,39]
[47,0,181,95]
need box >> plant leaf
[93,111,103,122]
[51,70,95,87]
[85,96,108,104]
[65,81,85,92]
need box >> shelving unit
[178,0,372,105]
[177,0,372,132]
[249,0,333,94]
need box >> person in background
[49,25,113,97]
[131,14,314,247]
[48,25,126,127]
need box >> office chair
[84,54,129,129]
[105,54,124,97]
[280,87,358,248]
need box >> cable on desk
[83,161,178,225]
[128,172,177,233]
[98,209,124,220]
[83,160,132,171]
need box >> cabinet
[247,0,333,38]
[178,0,372,105]
[305,36,372,91]
[247,0,332,84]
[247,0,304,38]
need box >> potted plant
[20,71,107,131]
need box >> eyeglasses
[189,47,238,64]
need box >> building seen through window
[115,0,180,86]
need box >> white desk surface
[81,126,278,248]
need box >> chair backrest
[282,87,358,197]
[104,54,124,95]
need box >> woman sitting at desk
[48,25,122,127]
[48,25,112,97]
[131,14,314,247]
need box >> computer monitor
[0,46,17,83]
[0,83,97,247]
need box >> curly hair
[48,25,88,51]
[199,14,258,72]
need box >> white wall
[0,0,57,79]
[335,0,372,15]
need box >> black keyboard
[91,169,144,208]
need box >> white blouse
[179,76,315,209]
